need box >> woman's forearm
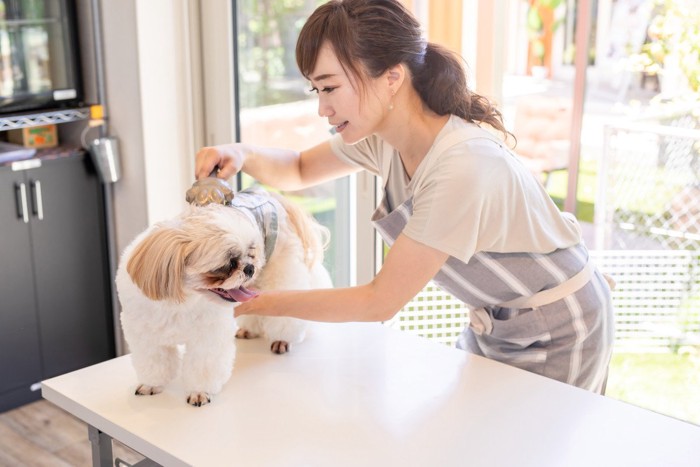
[241,144,307,191]
[236,235,450,323]
[196,140,356,190]
[234,284,398,323]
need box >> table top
[42,322,700,467]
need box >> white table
[42,322,700,467]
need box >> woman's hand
[195,144,247,180]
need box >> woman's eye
[308,86,336,94]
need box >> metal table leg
[88,425,114,467]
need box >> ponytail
[410,43,511,139]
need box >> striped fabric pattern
[373,196,614,393]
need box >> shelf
[0,108,90,131]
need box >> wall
[97,0,146,254]
[134,1,198,225]
[99,0,201,255]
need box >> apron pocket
[471,306,552,354]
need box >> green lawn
[606,351,700,425]
[545,161,597,223]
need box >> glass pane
[0,0,79,111]
[236,0,352,286]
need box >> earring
[388,90,395,111]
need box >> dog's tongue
[211,286,259,303]
[227,286,259,302]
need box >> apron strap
[500,259,595,309]
[470,260,591,336]
[469,259,613,336]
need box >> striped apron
[372,134,614,393]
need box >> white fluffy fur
[116,193,332,406]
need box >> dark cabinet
[0,152,115,412]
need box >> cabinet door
[0,168,43,404]
[29,155,114,378]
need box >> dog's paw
[270,340,289,354]
[135,384,163,396]
[186,392,211,407]
[235,328,259,339]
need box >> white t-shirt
[330,115,582,263]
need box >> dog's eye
[211,256,239,276]
[206,255,242,283]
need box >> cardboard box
[8,124,58,148]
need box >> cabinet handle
[31,180,44,220]
[15,182,29,223]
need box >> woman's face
[308,42,389,144]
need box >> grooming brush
[185,168,234,206]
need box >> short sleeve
[329,133,382,177]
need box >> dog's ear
[126,226,191,302]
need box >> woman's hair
[296,0,510,138]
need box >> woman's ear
[386,63,405,94]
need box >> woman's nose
[318,97,333,118]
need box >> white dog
[116,188,332,406]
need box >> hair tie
[417,40,428,65]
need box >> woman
[195,0,614,393]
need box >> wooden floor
[0,399,144,467]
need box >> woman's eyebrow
[311,73,336,82]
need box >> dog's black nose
[243,264,255,277]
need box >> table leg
[88,425,114,467]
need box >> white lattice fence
[385,283,468,346]
[592,110,700,352]
[590,250,700,353]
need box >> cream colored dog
[116,189,332,406]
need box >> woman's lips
[335,121,348,133]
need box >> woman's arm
[195,140,359,191]
[235,233,449,322]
